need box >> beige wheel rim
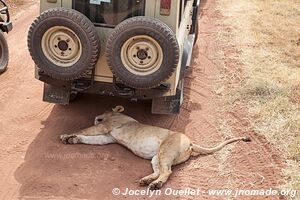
[121,35,163,76]
[41,26,82,67]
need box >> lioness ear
[112,106,124,113]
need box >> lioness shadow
[14,86,201,200]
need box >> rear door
[72,0,146,82]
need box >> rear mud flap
[151,88,182,115]
[43,83,70,105]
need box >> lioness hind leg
[139,155,160,186]
[148,163,172,190]
[148,148,174,190]
[148,133,191,190]
[61,134,116,145]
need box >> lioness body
[61,106,250,189]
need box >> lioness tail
[191,137,251,156]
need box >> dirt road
[0,1,286,200]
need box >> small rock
[109,157,115,161]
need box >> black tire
[28,8,100,80]
[194,20,199,46]
[0,31,8,74]
[106,16,179,89]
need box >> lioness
[60,106,251,190]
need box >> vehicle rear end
[28,0,200,114]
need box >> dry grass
[216,0,300,198]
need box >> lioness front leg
[60,124,115,145]
[60,134,116,145]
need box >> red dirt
[0,0,286,200]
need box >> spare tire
[28,8,100,80]
[106,16,179,89]
[0,31,8,74]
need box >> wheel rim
[121,35,163,76]
[41,26,82,67]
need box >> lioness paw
[60,134,80,144]
[149,181,164,190]
[139,178,153,186]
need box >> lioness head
[94,106,125,125]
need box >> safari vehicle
[28,0,200,114]
[0,0,12,74]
